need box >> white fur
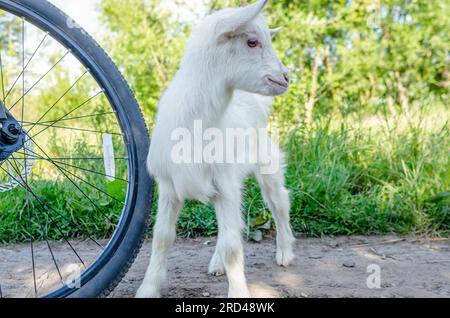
[136,0,295,298]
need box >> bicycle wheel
[0,0,153,298]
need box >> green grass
[151,111,450,238]
[1,111,449,243]
[0,179,125,243]
[282,119,449,236]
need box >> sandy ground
[1,235,449,298]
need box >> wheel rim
[0,1,141,298]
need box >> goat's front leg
[208,247,225,276]
[214,187,251,298]
[255,167,295,267]
[136,181,182,298]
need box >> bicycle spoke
[0,50,5,103]
[56,235,86,267]
[25,122,122,136]
[20,19,38,298]
[9,157,87,267]
[0,163,104,249]
[10,155,66,290]
[45,240,64,286]
[7,158,87,290]
[27,208,38,297]
[20,146,125,203]
[20,147,128,183]
[36,111,115,125]
[56,164,125,204]
[8,51,69,112]
[4,33,48,103]
[21,18,25,125]
[27,70,89,134]
[24,131,112,218]
[3,158,38,296]
[28,90,105,139]
[0,6,143,299]
[54,160,129,183]
[13,154,128,161]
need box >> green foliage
[284,116,449,235]
[147,113,448,238]
[99,0,189,126]
[96,0,448,238]
[0,179,124,243]
[1,1,448,242]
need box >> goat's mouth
[266,77,289,89]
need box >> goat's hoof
[135,285,161,298]
[208,263,225,276]
[208,254,225,276]
[276,248,295,267]
[208,269,225,277]
[228,288,252,298]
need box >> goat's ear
[216,0,269,41]
[270,26,284,38]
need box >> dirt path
[1,235,449,298]
[110,235,450,298]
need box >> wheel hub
[0,101,35,193]
[0,102,26,162]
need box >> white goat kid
[136,0,295,298]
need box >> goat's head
[184,0,289,97]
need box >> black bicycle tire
[0,0,154,298]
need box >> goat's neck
[176,67,232,127]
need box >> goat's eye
[247,39,259,48]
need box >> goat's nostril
[283,73,290,83]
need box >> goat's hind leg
[255,168,295,267]
[136,180,182,298]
